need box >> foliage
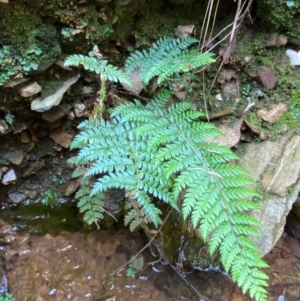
[68,37,268,301]
[75,177,105,225]
[71,90,268,301]
[65,48,132,86]
[126,265,137,278]
[0,294,15,301]
[42,188,60,207]
[125,36,215,85]
[257,0,300,45]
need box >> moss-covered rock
[257,0,300,45]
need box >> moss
[257,0,300,45]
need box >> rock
[13,123,28,134]
[42,103,72,122]
[0,120,8,133]
[115,0,132,5]
[20,131,31,143]
[252,66,278,89]
[31,74,80,112]
[213,119,243,147]
[22,160,45,178]
[266,33,278,47]
[243,118,260,134]
[121,68,143,95]
[219,68,236,81]
[174,25,195,38]
[257,103,287,124]
[239,130,300,255]
[49,129,73,148]
[223,80,239,97]
[4,76,30,88]
[29,60,55,75]
[24,189,38,200]
[19,82,41,97]
[277,34,287,46]
[8,190,27,204]
[74,103,87,118]
[3,150,25,165]
[60,180,79,197]
[2,169,17,185]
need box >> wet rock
[49,129,73,148]
[31,74,80,112]
[2,169,17,185]
[3,150,25,165]
[239,130,300,255]
[42,103,72,122]
[19,82,41,97]
[252,66,278,89]
[60,179,79,197]
[257,103,287,124]
[8,190,27,204]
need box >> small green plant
[67,37,268,301]
[4,111,14,125]
[0,294,15,301]
[42,188,60,206]
[126,265,137,278]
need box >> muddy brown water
[1,197,300,301]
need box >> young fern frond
[64,51,132,86]
[125,36,215,85]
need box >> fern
[69,37,268,301]
[74,176,105,225]
[125,36,215,85]
[64,47,132,87]
[71,90,268,301]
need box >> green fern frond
[74,178,105,225]
[125,37,215,85]
[64,53,132,86]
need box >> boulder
[239,130,300,255]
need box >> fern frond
[64,54,132,86]
[125,37,215,85]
